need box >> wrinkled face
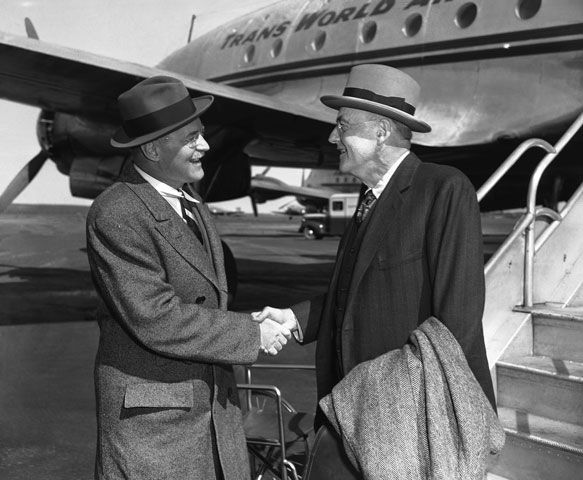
[328,107,380,184]
[154,118,209,188]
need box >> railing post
[522,112,583,306]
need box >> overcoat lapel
[121,165,221,291]
[346,154,420,315]
[185,185,229,296]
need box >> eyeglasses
[184,127,206,148]
[335,120,378,135]
[160,127,206,148]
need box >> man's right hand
[259,318,291,356]
[252,306,298,333]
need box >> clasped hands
[252,307,298,356]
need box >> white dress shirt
[133,164,199,223]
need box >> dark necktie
[355,190,377,224]
[179,194,204,244]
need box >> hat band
[342,88,416,115]
[123,96,196,138]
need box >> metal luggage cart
[237,364,316,480]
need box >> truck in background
[299,193,359,240]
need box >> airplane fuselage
[161,0,583,147]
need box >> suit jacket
[86,164,260,480]
[293,153,495,426]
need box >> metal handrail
[483,111,583,307]
[522,111,583,306]
[477,138,555,203]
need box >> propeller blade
[0,151,49,214]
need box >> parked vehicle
[299,193,359,240]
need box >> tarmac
[0,204,510,479]
[0,205,336,479]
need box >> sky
[0,0,304,213]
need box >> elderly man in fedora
[86,76,291,480]
[256,64,496,476]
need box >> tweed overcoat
[293,153,495,426]
[86,164,260,480]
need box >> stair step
[497,355,583,426]
[489,428,583,480]
[497,407,583,451]
[516,304,583,363]
[534,315,583,362]
[515,304,583,322]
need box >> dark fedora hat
[321,64,431,133]
[111,75,214,148]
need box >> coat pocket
[377,251,423,270]
[124,381,193,408]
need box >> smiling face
[329,107,387,185]
[148,118,209,188]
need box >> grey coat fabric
[320,317,505,480]
[86,164,260,479]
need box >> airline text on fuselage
[220,0,455,50]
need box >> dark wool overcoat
[293,154,496,427]
[86,164,259,480]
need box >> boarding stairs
[479,112,583,479]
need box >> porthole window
[271,39,283,58]
[311,31,326,52]
[360,21,377,44]
[516,0,541,20]
[455,3,477,29]
[243,44,255,63]
[403,14,422,37]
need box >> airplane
[0,0,582,217]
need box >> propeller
[0,18,52,214]
[0,151,49,214]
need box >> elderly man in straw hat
[256,64,496,474]
[86,76,291,480]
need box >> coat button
[195,296,206,304]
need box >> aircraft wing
[0,31,333,127]
[250,175,336,202]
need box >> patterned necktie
[179,194,204,244]
[355,190,377,224]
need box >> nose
[328,126,340,144]
[196,135,210,152]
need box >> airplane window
[360,21,377,44]
[311,31,327,52]
[516,0,541,20]
[403,14,423,37]
[244,44,255,64]
[271,39,283,58]
[455,3,478,29]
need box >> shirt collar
[369,150,409,199]
[133,164,199,203]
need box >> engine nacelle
[41,112,254,202]
[69,155,127,199]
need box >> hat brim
[320,95,431,133]
[111,96,214,148]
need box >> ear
[376,119,391,144]
[140,141,159,162]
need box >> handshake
[252,307,298,356]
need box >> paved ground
[0,205,337,479]
[0,205,509,479]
